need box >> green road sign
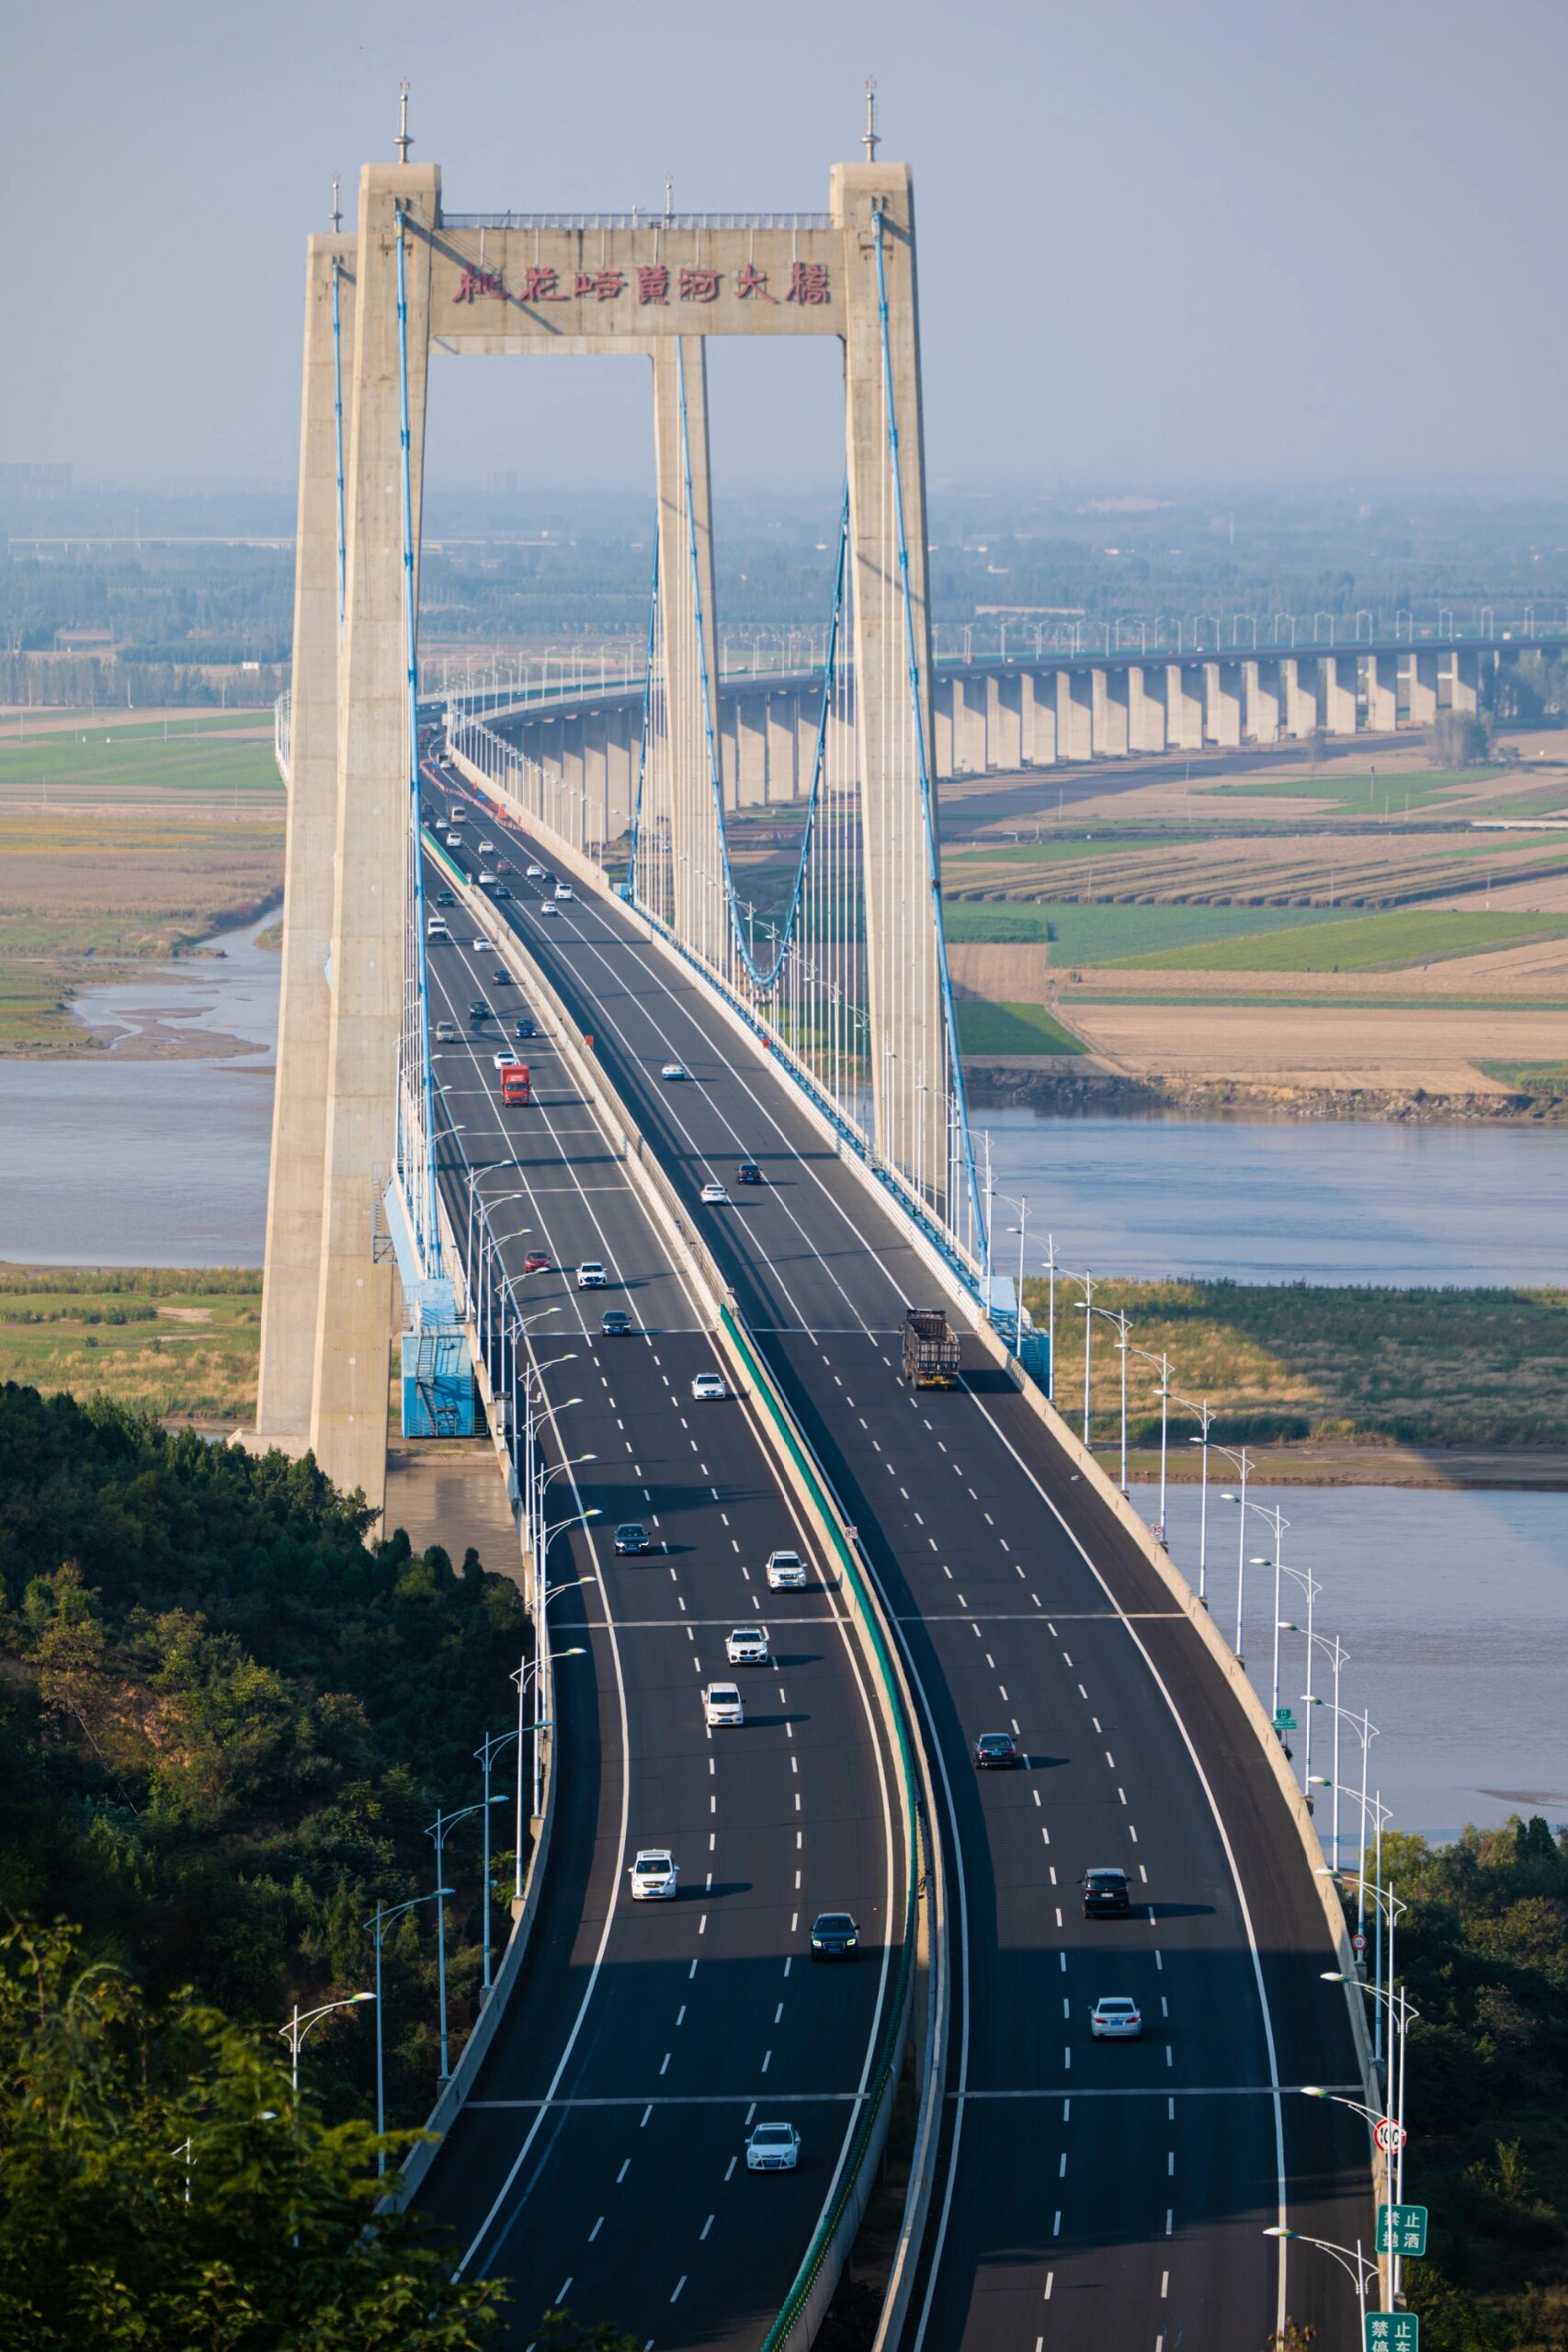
[1378,2202,1428,2256]
[1365,2315,1419,2348]
[1274,1708,1298,1733]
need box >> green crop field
[955,1000,1087,1054]
[1476,1059,1568,1095]
[1200,765,1494,810]
[0,717,280,804]
[1106,907,1568,971]
[0,1267,262,1419]
[946,901,1346,962]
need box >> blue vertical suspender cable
[873,206,986,1263]
[395,209,442,1278]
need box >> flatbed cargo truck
[902,1307,960,1388]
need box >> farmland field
[1108,907,1568,972]
[944,900,1349,960]
[954,999,1087,1054]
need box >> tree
[0,1919,506,2349]
[1428,709,1493,767]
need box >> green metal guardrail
[721,1306,922,2352]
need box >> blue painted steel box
[400,1330,478,1438]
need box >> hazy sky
[7,0,1567,495]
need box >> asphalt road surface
[424,770,1374,2351]
[412,863,909,2349]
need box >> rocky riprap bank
[961,1066,1568,1124]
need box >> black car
[600,1310,631,1336]
[1081,1867,1131,1918]
[514,1017,536,1040]
[492,883,512,900]
[468,1001,489,1021]
[973,1732,1023,1770]
[736,1161,763,1186]
[613,1523,651,1555]
[809,1912,859,1960]
[491,969,511,985]
[435,890,456,908]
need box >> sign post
[1377,2203,1427,2258]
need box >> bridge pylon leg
[836,162,948,1212]
[306,164,438,1516]
[652,336,722,970]
[258,233,357,1449]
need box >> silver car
[765,1550,808,1590]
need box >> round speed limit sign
[1374,2117,1405,2155]
[1352,1932,1367,1953]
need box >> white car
[479,869,498,885]
[576,1262,608,1290]
[691,1371,726,1402]
[1089,1996,1142,2040]
[703,1681,744,1727]
[630,1848,678,1901]
[699,1182,730,1205]
[746,2121,800,2173]
[434,1019,459,1043]
[726,1626,770,1668]
[660,1062,687,1082]
[766,1550,808,1591]
[526,863,545,879]
[471,937,487,950]
[477,838,495,855]
[539,903,559,917]
[445,829,462,846]
[554,881,574,902]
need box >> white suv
[703,1681,744,1727]
[726,1626,770,1668]
[766,1551,808,1591]
[630,1848,678,1901]
[576,1262,608,1290]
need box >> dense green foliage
[0,1382,525,2130]
[1377,1819,1568,2349]
[0,1918,506,2347]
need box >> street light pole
[473,1727,520,1991]
[426,1799,506,2082]
[1261,2225,1377,2330]
[1041,1232,1059,1401]
[362,1892,448,2174]
[1173,1392,1215,1606]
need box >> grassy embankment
[0,717,282,1051]
[953,1001,1087,1054]
[1019,1278,1568,1455]
[0,1268,262,1421]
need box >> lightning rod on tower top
[862,78,880,161]
[396,81,413,165]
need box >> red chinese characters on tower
[520,266,566,303]
[452,267,504,305]
[574,269,627,301]
[784,261,831,306]
[637,265,670,306]
[678,267,722,303]
[734,263,776,302]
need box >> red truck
[499,1061,531,1107]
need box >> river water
[1131,1482,1566,1845]
[0,915,277,1267]
[977,1107,1566,1288]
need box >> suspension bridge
[258,121,1377,2352]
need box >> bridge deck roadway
[411,895,908,2346]
[427,764,1372,2352]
